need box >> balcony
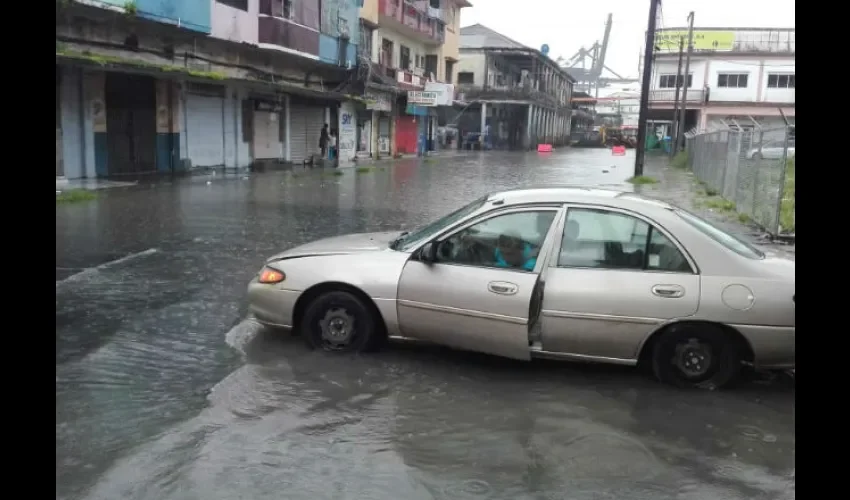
[258,16,320,57]
[649,89,706,104]
[380,0,444,45]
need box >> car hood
[266,231,401,262]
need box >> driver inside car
[494,232,536,271]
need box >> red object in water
[612,146,626,156]
[537,144,553,153]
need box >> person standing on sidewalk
[329,130,338,161]
[319,124,330,159]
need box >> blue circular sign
[541,44,550,55]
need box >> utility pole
[669,36,685,158]
[634,0,662,177]
[675,12,695,153]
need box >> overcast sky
[459,0,796,78]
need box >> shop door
[105,73,157,175]
[253,110,282,160]
[289,104,325,163]
[378,116,391,154]
[396,115,418,154]
[185,87,226,168]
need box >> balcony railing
[258,16,320,56]
[380,0,443,44]
[649,89,706,103]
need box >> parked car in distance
[746,140,796,160]
[247,187,795,390]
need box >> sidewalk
[637,155,795,257]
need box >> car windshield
[391,196,488,251]
[674,209,764,259]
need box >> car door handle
[651,284,685,298]
[488,281,518,295]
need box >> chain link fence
[686,125,795,235]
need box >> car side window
[559,208,691,273]
[435,210,557,272]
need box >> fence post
[774,125,790,235]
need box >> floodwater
[56,150,795,500]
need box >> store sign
[365,91,392,111]
[254,100,283,112]
[655,30,736,51]
[338,101,358,162]
[407,90,439,106]
[424,82,455,106]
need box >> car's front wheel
[301,290,379,353]
[651,324,743,390]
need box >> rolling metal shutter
[185,86,226,168]
[289,103,326,163]
[289,105,308,163]
[253,110,282,160]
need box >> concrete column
[325,107,331,129]
[526,104,534,149]
[371,110,379,158]
[284,94,291,161]
[480,102,488,149]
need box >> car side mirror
[420,242,438,263]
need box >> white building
[648,27,794,134]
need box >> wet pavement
[56,149,795,500]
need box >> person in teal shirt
[494,233,536,271]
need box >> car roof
[486,186,677,212]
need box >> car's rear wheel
[651,324,743,390]
[301,291,378,353]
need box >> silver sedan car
[247,187,795,390]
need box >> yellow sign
[656,30,735,51]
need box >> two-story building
[57,0,361,184]
[454,24,574,150]
[355,0,470,158]
[647,27,795,137]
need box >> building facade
[454,24,573,150]
[56,0,365,183]
[355,0,470,158]
[647,27,795,137]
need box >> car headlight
[258,267,286,284]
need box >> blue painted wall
[137,0,211,34]
[319,0,360,66]
[318,35,359,68]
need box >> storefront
[251,96,285,161]
[288,96,328,164]
[364,89,393,158]
[184,82,226,168]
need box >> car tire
[651,324,743,390]
[752,153,762,161]
[301,291,378,353]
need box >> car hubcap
[674,338,713,377]
[319,307,355,348]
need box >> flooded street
[56,150,794,500]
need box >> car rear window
[675,209,764,259]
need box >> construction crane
[561,14,639,97]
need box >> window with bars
[767,74,795,89]
[717,73,748,88]
[658,74,692,88]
